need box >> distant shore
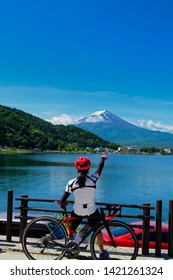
[0,147,172,156]
[0,148,90,154]
[0,148,32,154]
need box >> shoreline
[0,148,173,156]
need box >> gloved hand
[102,154,108,160]
[55,200,67,209]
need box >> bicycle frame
[55,202,120,248]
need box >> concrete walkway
[0,235,171,260]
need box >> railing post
[6,190,13,242]
[155,200,162,256]
[19,195,28,242]
[142,203,150,255]
[168,200,173,257]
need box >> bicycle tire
[90,220,138,260]
[22,216,68,260]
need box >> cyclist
[59,154,109,259]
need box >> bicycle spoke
[22,216,68,260]
[90,221,138,260]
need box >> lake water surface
[0,153,173,222]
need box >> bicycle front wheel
[90,220,138,260]
[22,216,68,260]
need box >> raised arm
[95,154,108,176]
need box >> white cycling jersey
[65,173,100,216]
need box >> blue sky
[0,0,173,133]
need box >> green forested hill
[0,105,119,151]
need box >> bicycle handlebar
[55,200,121,216]
[100,205,121,216]
[54,200,67,211]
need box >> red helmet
[75,156,91,171]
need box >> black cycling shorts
[70,209,101,232]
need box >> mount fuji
[75,110,173,147]
[77,110,135,127]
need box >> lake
[0,153,173,222]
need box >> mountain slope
[0,105,119,151]
[75,110,173,148]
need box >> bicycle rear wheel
[22,216,68,260]
[90,220,138,260]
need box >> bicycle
[22,202,138,260]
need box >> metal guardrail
[5,190,173,257]
[14,196,155,255]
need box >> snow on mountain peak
[91,110,106,116]
[78,109,121,124]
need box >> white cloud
[85,115,104,123]
[47,114,74,125]
[46,114,83,125]
[137,119,173,134]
